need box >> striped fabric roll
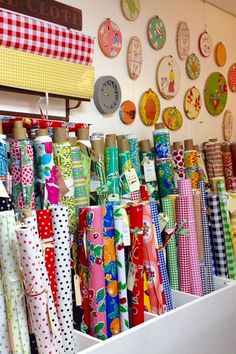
[204,142,224,179]
[71,145,88,212]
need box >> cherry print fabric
[172,148,186,180]
[16,225,59,353]
[51,205,75,353]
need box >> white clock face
[94,76,122,114]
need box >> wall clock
[157,55,180,99]
[199,32,212,57]
[94,76,122,114]
[223,110,233,142]
[120,0,140,21]
[184,87,201,120]
[215,42,226,67]
[148,16,166,50]
[228,63,236,92]
[163,107,183,130]
[98,19,122,58]
[204,72,228,116]
[186,53,200,80]
[127,36,143,80]
[177,21,190,60]
[139,89,160,126]
[119,100,136,124]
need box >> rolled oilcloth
[231,177,236,191]
[51,205,75,353]
[143,203,166,314]
[208,194,228,277]
[125,134,142,182]
[198,181,214,294]
[221,144,233,191]
[153,128,171,160]
[0,210,31,353]
[105,145,120,200]
[16,225,59,353]
[162,196,179,290]
[156,160,175,198]
[85,206,107,340]
[229,192,236,255]
[113,205,130,332]
[150,201,172,311]
[34,131,59,208]
[0,266,11,354]
[103,203,121,338]
[91,139,108,204]
[211,177,225,193]
[118,138,132,196]
[195,146,208,184]
[139,147,159,201]
[204,142,224,179]
[171,146,185,180]
[183,150,200,189]
[77,131,91,206]
[231,142,236,176]
[9,138,35,216]
[0,133,8,188]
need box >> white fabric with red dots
[0,265,12,354]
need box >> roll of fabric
[208,193,228,277]
[129,204,144,326]
[217,180,236,279]
[172,147,185,180]
[143,272,151,312]
[77,141,91,206]
[93,147,108,205]
[184,150,200,189]
[85,206,107,340]
[231,177,236,191]
[230,142,236,176]
[198,181,214,294]
[222,149,233,191]
[103,203,120,338]
[139,150,159,201]
[156,160,175,198]
[153,129,171,160]
[0,133,8,188]
[105,146,120,200]
[16,225,59,353]
[143,203,166,314]
[125,134,142,182]
[0,209,31,353]
[34,134,59,208]
[162,196,179,290]
[150,201,172,311]
[53,141,76,235]
[196,149,208,184]
[113,205,130,332]
[229,193,236,256]
[51,205,75,353]
[204,142,224,179]
[0,265,11,354]
[9,138,35,216]
[178,179,203,296]
[118,149,132,197]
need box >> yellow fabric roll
[143,272,151,312]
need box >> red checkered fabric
[0,9,94,65]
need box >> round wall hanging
[139,89,160,126]
[119,100,136,124]
[98,19,122,58]
[184,87,202,120]
[163,107,183,130]
[157,55,180,99]
[204,72,228,116]
[127,36,143,80]
[228,63,236,92]
[199,32,212,57]
[94,76,122,114]
[120,0,140,21]
[176,21,190,60]
[186,53,200,80]
[148,16,166,50]
[223,110,233,142]
[215,42,226,66]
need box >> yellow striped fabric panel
[0,46,94,99]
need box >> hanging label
[124,168,140,192]
[74,274,82,306]
[0,180,9,198]
[158,213,169,233]
[143,160,157,182]
[127,262,137,291]
[122,209,131,246]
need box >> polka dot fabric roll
[51,205,75,353]
[0,266,11,354]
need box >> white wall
[1,0,236,145]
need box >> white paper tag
[0,180,9,198]
[124,168,140,192]
[74,274,82,306]
[122,209,131,246]
[158,213,169,233]
[127,262,137,291]
[143,160,157,182]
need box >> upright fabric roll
[231,142,236,176]
[34,135,59,208]
[129,204,144,326]
[184,150,200,189]
[71,145,87,213]
[196,148,208,184]
[229,192,236,255]
[139,150,159,201]
[172,147,185,180]
[208,194,228,277]
[126,135,142,182]
[105,146,120,200]
[0,210,31,353]
[222,150,233,191]
[0,265,11,354]
[156,160,175,198]
[51,205,75,353]
[0,133,8,188]
[153,129,171,160]
[150,201,172,311]
[53,141,76,235]
[118,149,132,196]
[113,205,130,332]
[77,141,91,206]
[162,196,179,290]
[86,206,107,340]
[9,138,35,216]
[204,142,224,179]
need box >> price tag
[127,262,137,291]
[122,209,131,246]
[74,274,82,306]
[158,213,169,233]
[124,168,140,192]
[143,160,157,182]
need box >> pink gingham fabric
[0,9,94,65]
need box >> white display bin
[74,276,236,354]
